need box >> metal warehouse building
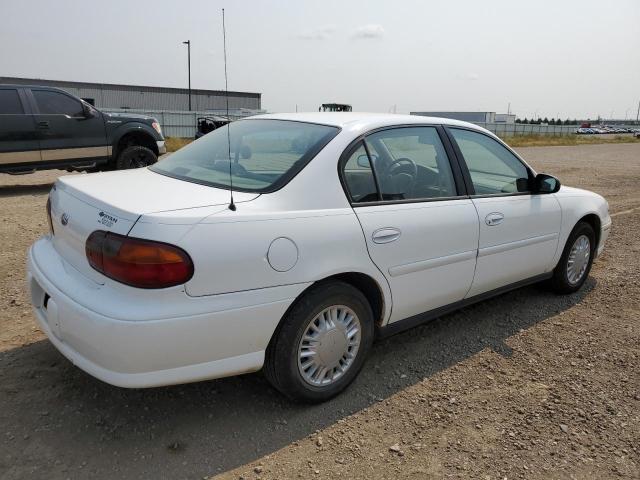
[0,76,261,111]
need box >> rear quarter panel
[179,207,389,299]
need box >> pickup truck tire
[115,145,158,170]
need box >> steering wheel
[382,157,418,177]
[381,157,418,195]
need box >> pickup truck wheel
[264,281,374,403]
[115,145,157,170]
[549,221,596,294]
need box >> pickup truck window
[33,90,84,117]
[0,89,24,114]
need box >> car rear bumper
[27,237,306,388]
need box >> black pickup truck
[0,84,165,174]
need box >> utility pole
[636,100,640,123]
[182,40,191,111]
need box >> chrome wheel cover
[297,305,361,387]
[567,234,591,285]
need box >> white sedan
[28,113,611,402]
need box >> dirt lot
[0,143,638,479]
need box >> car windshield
[150,119,339,192]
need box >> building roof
[0,76,260,99]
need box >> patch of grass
[165,137,194,152]
[500,134,640,148]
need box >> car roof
[247,112,487,132]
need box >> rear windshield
[151,119,339,192]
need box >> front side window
[33,90,84,117]
[151,119,339,192]
[449,128,530,195]
[0,89,24,114]
[364,127,457,201]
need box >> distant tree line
[515,118,580,125]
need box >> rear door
[28,88,109,164]
[445,127,561,297]
[341,125,479,324]
[0,87,41,166]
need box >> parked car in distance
[0,84,165,174]
[28,113,611,402]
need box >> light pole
[182,40,191,111]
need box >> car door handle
[372,227,401,244]
[485,212,504,226]
[37,121,50,129]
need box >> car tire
[549,221,596,294]
[115,145,157,170]
[264,281,374,403]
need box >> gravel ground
[0,143,638,479]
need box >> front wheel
[115,145,157,170]
[549,221,596,294]
[264,281,374,403]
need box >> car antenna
[222,8,236,211]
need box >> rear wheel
[264,281,374,403]
[549,221,596,294]
[115,145,157,170]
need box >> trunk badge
[60,213,69,226]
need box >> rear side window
[0,89,24,114]
[33,90,84,117]
[342,143,379,203]
[365,127,457,201]
[449,128,530,195]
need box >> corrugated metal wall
[92,88,259,110]
[0,77,260,111]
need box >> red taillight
[85,231,194,289]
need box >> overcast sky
[2,0,639,119]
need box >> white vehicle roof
[247,112,492,136]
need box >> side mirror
[356,153,378,168]
[533,173,561,194]
[356,154,371,168]
[82,103,96,119]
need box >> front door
[341,126,479,324]
[29,88,108,164]
[0,87,41,167]
[446,127,562,297]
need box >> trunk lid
[49,168,258,282]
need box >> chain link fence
[475,122,578,137]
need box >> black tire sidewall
[552,222,596,293]
[115,146,157,170]
[267,282,374,403]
